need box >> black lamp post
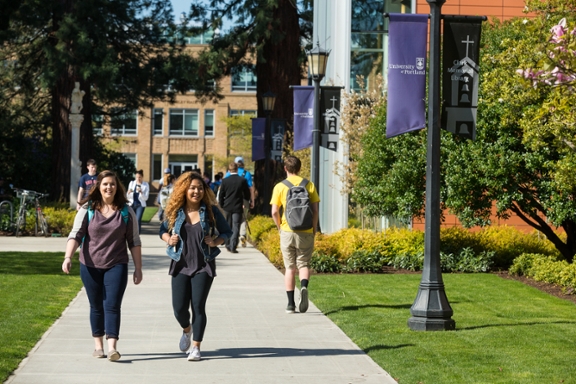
[306,42,330,203]
[407,0,455,331]
[261,90,276,215]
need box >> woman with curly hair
[159,171,232,361]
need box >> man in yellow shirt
[270,155,320,314]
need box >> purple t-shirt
[68,206,141,269]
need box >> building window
[92,114,104,136]
[153,154,162,181]
[230,110,257,116]
[350,0,412,92]
[124,153,137,168]
[169,109,199,136]
[169,155,199,178]
[231,65,257,92]
[204,110,214,136]
[153,108,163,136]
[111,109,137,136]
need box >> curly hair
[164,171,217,231]
[82,170,128,210]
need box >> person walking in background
[127,170,149,233]
[218,162,250,253]
[158,174,175,221]
[159,172,232,361]
[77,159,98,210]
[62,170,142,361]
[270,155,319,314]
[225,157,254,247]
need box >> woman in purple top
[62,170,143,362]
[160,172,232,361]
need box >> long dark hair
[165,171,216,231]
[81,170,128,210]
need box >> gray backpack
[282,179,313,231]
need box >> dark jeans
[171,272,214,342]
[224,211,242,251]
[80,263,128,339]
[133,205,145,233]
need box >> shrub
[510,253,576,293]
[247,215,276,243]
[310,253,342,273]
[476,226,561,268]
[257,230,282,268]
[43,206,76,236]
[440,248,495,273]
[344,250,388,273]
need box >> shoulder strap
[298,178,309,188]
[87,202,94,223]
[121,204,129,225]
[282,179,294,188]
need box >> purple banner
[386,13,428,138]
[251,118,266,161]
[292,86,314,151]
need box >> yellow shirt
[270,175,320,233]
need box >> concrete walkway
[3,219,396,384]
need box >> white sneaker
[240,235,247,247]
[187,346,201,361]
[179,330,192,352]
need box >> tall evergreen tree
[188,0,312,210]
[0,0,199,201]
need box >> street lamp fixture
[261,90,276,215]
[306,42,330,224]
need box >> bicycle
[13,188,50,237]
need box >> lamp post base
[407,283,455,331]
[408,316,455,331]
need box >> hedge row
[247,215,562,274]
[510,253,576,293]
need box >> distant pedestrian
[159,171,232,361]
[158,174,175,221]
[218,162,250,253]
[77,159,98,210]
[225,157,255,247]
[62,170,143,361]
[127,170,149,233]
[270,155,319,314]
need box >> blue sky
[171,0,191,21]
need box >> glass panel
[351,33,384,50]
[231,66,257,92]
[184,111,198,136]
[153,108,163,135]
[352,0,385,32]
[350,51,384,92]
[153,154,162,180]
[205,110,214,136]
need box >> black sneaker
[298,287,309,313]
[286,304,296,314]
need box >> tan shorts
[280,230,315,270]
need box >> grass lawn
[312,273,576,384]
[142,206,158,222]
[0,252,83,382]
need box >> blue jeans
[133,205,145,233]
[80,263,128,339]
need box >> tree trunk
[51,68,75,202]
[254,0,302,214]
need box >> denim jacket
[159,202,232,263]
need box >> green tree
[0,0,198,201]
[355,8,576,262]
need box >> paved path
[3,220,396,384]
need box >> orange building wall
[416,0,528,21]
